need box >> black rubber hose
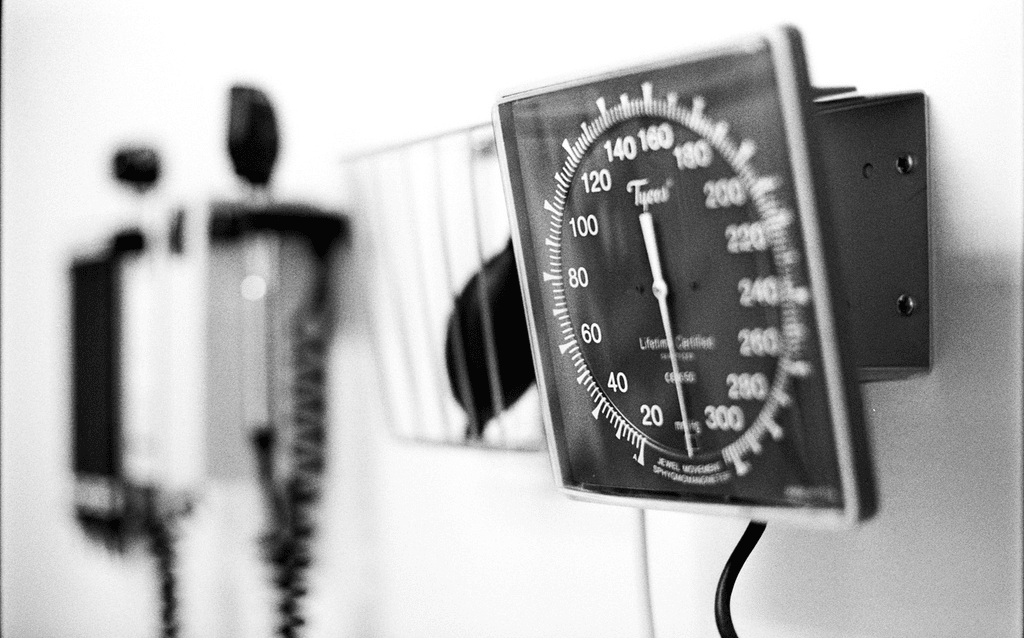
[714,521,766,638]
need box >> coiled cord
[278,308,330,637]
[256,270,333,638]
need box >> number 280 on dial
[494,27,876,526]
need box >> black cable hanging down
[146,510,180,638]
[715,520,767,638]
[255,265,334,638]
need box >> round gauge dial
[495,27,875,525]
[557,99,810,476]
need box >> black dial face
[553,89,817,485]
[497,30,874,524]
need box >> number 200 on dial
[495,27,876,526]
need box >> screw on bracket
[896,294,916,317]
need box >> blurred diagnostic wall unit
[204,200,348,637]
[70,142,207,638]
[205,84,354,637]
[71,145,205,546]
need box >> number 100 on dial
[494,27,876,527]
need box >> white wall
[3,1,1022,637]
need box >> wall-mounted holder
[342,127,548,450]
[204,201,349,487]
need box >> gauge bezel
[493,27,874,527]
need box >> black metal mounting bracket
[814,92,929,381]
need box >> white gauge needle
[639,211,698,457]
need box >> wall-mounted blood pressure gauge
[494,27,876,526]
